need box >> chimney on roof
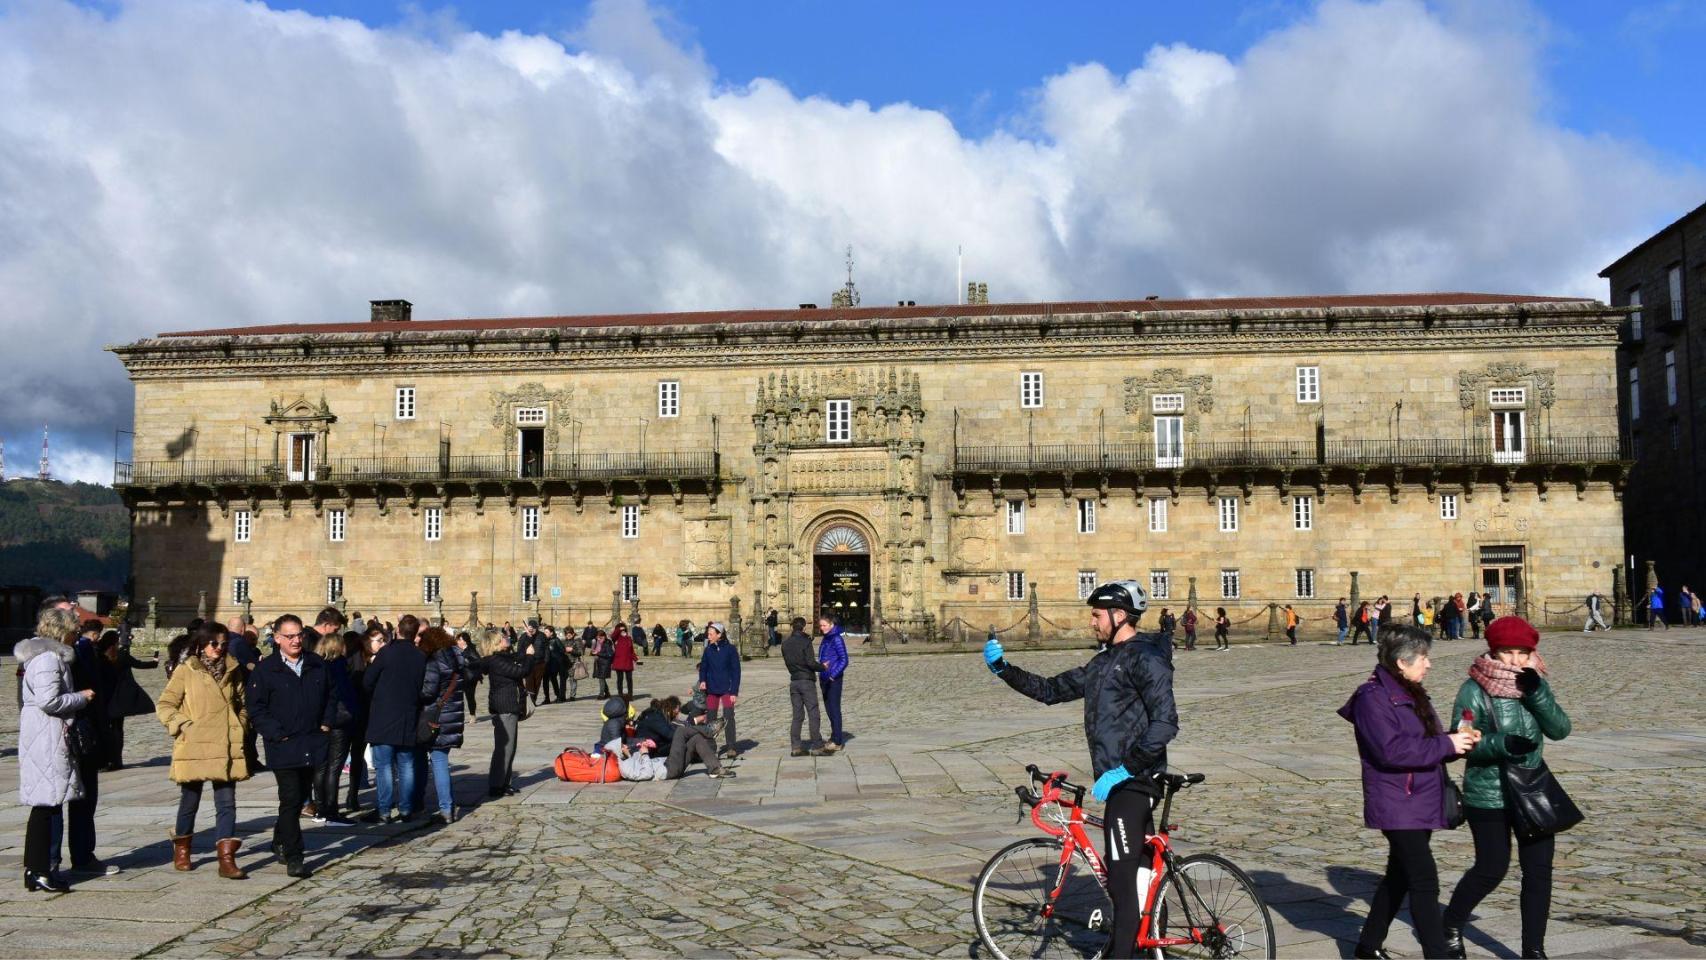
[799,303,817,309]
[966,282,989,305]
[370,299,412,323]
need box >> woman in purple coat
[1339,625,1479,959]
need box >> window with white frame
[1669,265,1683,323]
[327,508,346,542]
[1220,569,1241,599]
[1020,371,1044,409]
[1488,388,1527,408]
[234,510,251,543]
[658,380,680,418]
[621,574,639,602]
[1491,409,1526,464]
[395,386,416,420]
[1629,287,1643,340]
[1078,571,1097,600]
[826,399,851,442]
[1006,499,1026,535]
[1440,493,1459,520]
[1150,570,1170,600]
[1293,495,1314,531]
[522,505,540,540]
[1151,394,1185,413]
[1665,350,1677,406]
[515,407,546,425]
[232,577,249,604]
[1077,498,1096,534]
[326,576,343,605]
[423,575,440,603]
[1218,496,1239,533]
[1148,497,1168,532]
[1295,568,1316,599]
[1154,415,1184,468]
[621,504,640,539]
[424,507,442,542]
[1629,367,1642,421]
[1007,571,1027,601]
[521,574,539,603]
[1296,366,1320,403]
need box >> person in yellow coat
[156,621,252,879]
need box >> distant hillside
[0,480,128,593]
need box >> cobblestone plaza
[3,628,1703,958]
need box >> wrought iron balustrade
[952,435,1628,474]
[116,451,719,486]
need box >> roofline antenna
[831,244,861,308]
[957,245,963,305]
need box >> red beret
[1485,615,1539,652]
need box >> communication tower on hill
[38,426,51,481]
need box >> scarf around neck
[200,652,228,684]
[1469,652,1549,699]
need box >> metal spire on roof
[831,245,861,308]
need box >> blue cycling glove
[1092,766,1133,802]
[983,638,1006,675]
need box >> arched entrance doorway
[812,523,871,633]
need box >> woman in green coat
[1443,617,1571,960]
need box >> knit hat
[1485,615,1539,652]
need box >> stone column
[1026,583,1041,648]
[752,588,769,658]
[1265,602,1279,642]
[1186,577,1198,614]
[1348,571,1361,614]
[241,596,252,626]
[870,585,889,652]
[145,596,159,632]
[435,595,445,628]
[610,590,621,630]
[196,590,208,622]
[467,591,480,632]
[1612,566,1627,626]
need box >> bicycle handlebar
[1025,763,1088,809]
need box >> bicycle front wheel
[974,836,1114,960]
[1150,853,1275,959]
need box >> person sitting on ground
[657,695,734,779]
[593,696,634,754]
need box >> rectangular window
[1020,371,1044,409]
[234,509,251,543]
[1629,367,1642,421]
[1669,265,1683,323]
[1077,498,1096,534]
[621,504,640,539]
[1006,499,1026,535]
[1220,569,1241,600]
[424,506,442,542]
[658,380,680,418]
[1491,409,1527,464]
[232,577,249,604]
[327,508,346,542]
[826,399,852,443]
[1154,416,1184,468]
[1077,571,1097,600]
[1218,496,1239,533]
[326,576,343,605]
[1665,350,1677,406]
[1150,570,1170,600]
[521,574,539,603]
[515,406,547,425]
[1488,387,1527,408]
[621,574,639,602]
[1293,495,1314,531]
[522,505,540,540]
[1295,569,1316,599]
[1148,497,1168,532]
[1296,366,1320,403]
[1441,493,1459,521]
[423,575,440,603]
[1006,571,1027,601]
[1151,393,1185,414]
[1629,287,1643,340]
[395,386,416,420]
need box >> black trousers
[67,754,100,866]
[462,679,479,718]
[1102,786,1155,960]
[272,767,314,858]
[314,728,351,818]
[344,732,368,810]
[102,717,126,768]
[1445,807,1555,955]
[24,806,54,874]
[546,667,566,702]
[1360,828,1448,958]
[615,669,633,698]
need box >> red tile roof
[156,292,1595,339]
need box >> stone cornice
[108,303,1621,379]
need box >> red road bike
[973,765,1275,959]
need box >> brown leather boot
[171,834,193,871]
[214,838,248,880]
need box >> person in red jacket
[611,624,639,701]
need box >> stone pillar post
[1266,602,1279,642]
[610,591,621,629]
[468,591,480,632]
[435,596,445,628]
[1612,566,1627,626]
[196,590,208,623]
[752,589,769,658]
[145,596,159,632]
[1186,577,1198,614]
[729,596,749,661]
[336,595,348,616]
[241,596,252,626]
[1348,571,1361,614]
[1026,583,1041,648]
[870,586,888,652]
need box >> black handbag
[1480,688,1583,838]
[1443,771,1466,830]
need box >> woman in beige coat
[156,621,251,879]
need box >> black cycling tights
[1102,785,1155,960]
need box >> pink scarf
[1469,652,1549,699]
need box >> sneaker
[359,811,382,824]
[310,813,328,824]
[708,769,737,779]
[790,748,808,757]
[810,747,835,757]
[70,859,121,876]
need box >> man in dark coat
[780,617,829,756]
[361,614,428,822]
[248,613,338,877]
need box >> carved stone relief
[489,382,575,453]
[683,516,732,573]
[1457,362,1557,409]
[1122,369,1215,433]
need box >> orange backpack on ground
[554,747,621,783]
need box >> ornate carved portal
[489,382,575,463]
[263,396,336,479]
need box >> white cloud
[0,0,1698,483]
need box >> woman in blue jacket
[817,615,849,752]
[696,622,741,759]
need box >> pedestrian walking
[361,614,427,823]
[1443,617,1574,960]
[157,620,251,878]
[780,617,829,756]
[479,628,537,798]
[1334,598,1350,646]
[1181,608,1198,651]
[1284,605,1299,645]
[1370,596,1389,646]
[1466,592,1483,640]
[456,632,481,719]
[1582,591,1608,633]
[343,627,382,815]
[246,614,337,877]
[311,630,360,825]
[697,622,742,758]
[612,622,639,700]
[1214,607,1231,650]
[592,629,614,698]
[16,606,92,893]
[1352,601,1373,645]
[562,632,585,702]
[818,614,849,751]
[1339,626,1478,959]
[1156,608,1176,648]
[765,609,780,647]
[1680,585,1697,626]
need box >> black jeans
[314,728,351,818]
[344,732,368,810]
[102,716,126,768]
[462,679,480,718]
[67,753,100,866]
[1360,828,1448,958]
[489,713,519,794]
[176,781,237,838]
[614,669,633,698]
[272,767,314,858]
[1445,807,1555,955]
[1103,786,1155,959]
[546,667,566,702]
[25,805,55,874]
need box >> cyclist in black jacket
[984,579,1179,960]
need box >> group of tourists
[1327,592,1502,647]
[1640,581,1701,628]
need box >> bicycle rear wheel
[974,837,1114,960]
[1149,853,1275,958]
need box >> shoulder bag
[416,671,459,741]
[1480,687,1583,838]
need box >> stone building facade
[109,293,1630,645]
